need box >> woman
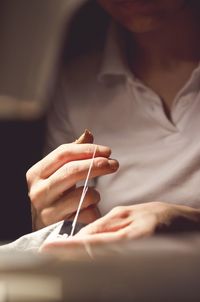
[26,0,200,253]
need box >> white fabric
[46,23,200,216]
[0,222,63,252]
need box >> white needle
[70,145,97,237]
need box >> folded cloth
[0,221,85,253]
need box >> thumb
[75,129,94,144]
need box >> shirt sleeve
[44,73,76,155]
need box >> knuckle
[28,189,39,205]
[87,188,101,204]
[28,189,38,206]
[66,162,80,177]
[83,145,95,156]
[40,208,54,226]
[26,164,41,186]
[28,182,46,210]
[26,169,31,181]
[26,168,35,185]
[110,206,124,216]
[57,144,69,161]
[95,158,108,169]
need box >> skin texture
[97,0,187,33]
[27,130,119,230]
[98,0,200,111]
[29,1,200,257]
[40,201,200,260]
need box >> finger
[77,207,132,236]
[43,223,154,251]
[27,144,111,183]
[28,129,94,184]
[32,204,100,230]
[37,157,118,208]
[69,205,101,225]
[127,224,155,239]
[39,227,152,261]
[40,187,100,225]
[40,230,127,255]
[75,129,94,144]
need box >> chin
[117,16,162,33]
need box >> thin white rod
[70,145,97,237]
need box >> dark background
[0,0,108,242]
[0,117,45,241]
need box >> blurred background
[0,0,75,241]
[0,0,107,241]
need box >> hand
[40,202,200,259]
[26,130,119,230]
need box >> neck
[126,5,200,112]
[131,6,200,69]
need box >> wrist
[177,204,200,223]
[171,204,200,232]
[156,203,200,234]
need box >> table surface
[0,233,200,302]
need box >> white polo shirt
[46,23,200,215]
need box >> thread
[70,145,97,237]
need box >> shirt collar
[98,23,200,90]
[98,22,133,84]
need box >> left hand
[40,202,200,259]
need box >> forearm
[157,203,200,233]
[177,204,200,222]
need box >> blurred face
[97,0,188,33]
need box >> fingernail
[98,146,111,156]
[75,129,94,144]
[108,159,119,171]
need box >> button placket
[131,82,178,132]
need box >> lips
[112,0,155,13]
[114,0,150,3]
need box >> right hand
[26,131,119,230]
